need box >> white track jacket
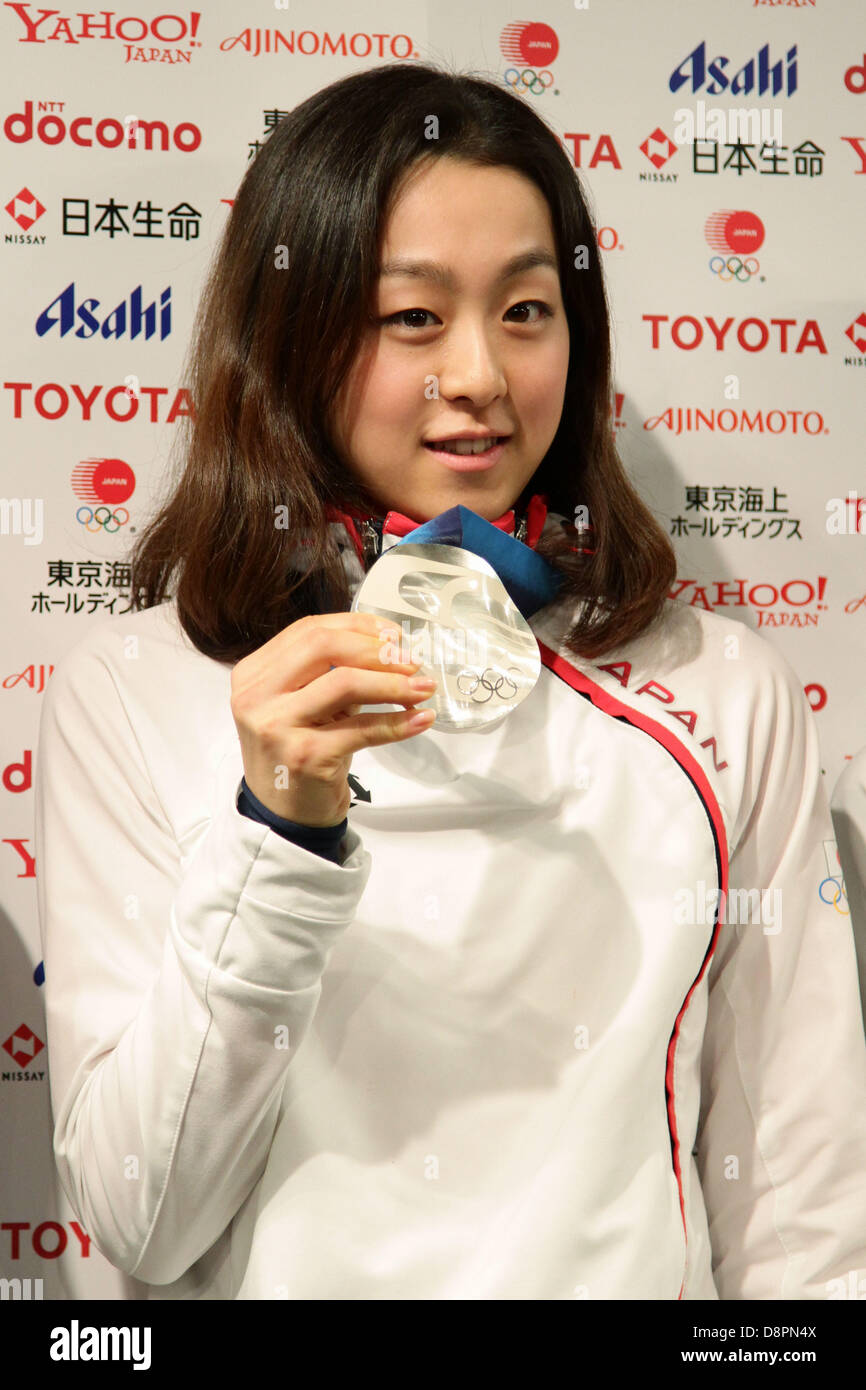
[34,509,866,1300]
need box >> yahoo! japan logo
[704,210,765,281]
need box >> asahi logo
[35,283,171,341]
[669,42,798,98]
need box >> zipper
[359,517,384,567]
[362,511,526,564]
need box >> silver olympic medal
[350,541,541,732]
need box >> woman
[35,61,866,1300]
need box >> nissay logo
[5,186,45,231]
[36,284,171,340]
[2,1023,44,1069]
[4,100,201,151]
[669,42,797,97]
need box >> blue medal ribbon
[392,504,563,620]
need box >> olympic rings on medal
[503,67,553,96]
[708,255,760,282]
[819,876,849,915]
[456,667,522,704]
[76,505,130,533]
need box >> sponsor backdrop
[1,0,863,1300]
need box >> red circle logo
[91,459,135,504]
[723,210,765,254]
[512,22,559,67]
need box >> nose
[436,316,507,405]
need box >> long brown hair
[127,61,676,664]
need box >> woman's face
[329,156,570,523]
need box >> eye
[379,309,438,330]
[505,301,553,324]
[378,301,554,330]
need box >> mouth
[423,435,510,470]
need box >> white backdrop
[2,0,863,1299]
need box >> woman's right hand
[230,612,437,827]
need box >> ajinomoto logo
[704,209,765,281]
[500,21,559,97]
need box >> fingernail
[407,709,436,729]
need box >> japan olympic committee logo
[71,457,135,533]
[500,21,558,97]
[704,210,765,283]
[456,667,522,704]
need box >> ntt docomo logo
[845,56,866,94]
[4,100,201,152]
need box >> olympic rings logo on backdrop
[709,256,760,282]
[76,505,130,533]
[503,68,553,96]
[456,667,521,704]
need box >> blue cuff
[237,778,348,865]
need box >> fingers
[283,665,435,726]
[231,617,418,710]
[283,706,437,766]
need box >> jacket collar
[325,493,552,571]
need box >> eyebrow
[378,249,559,291]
